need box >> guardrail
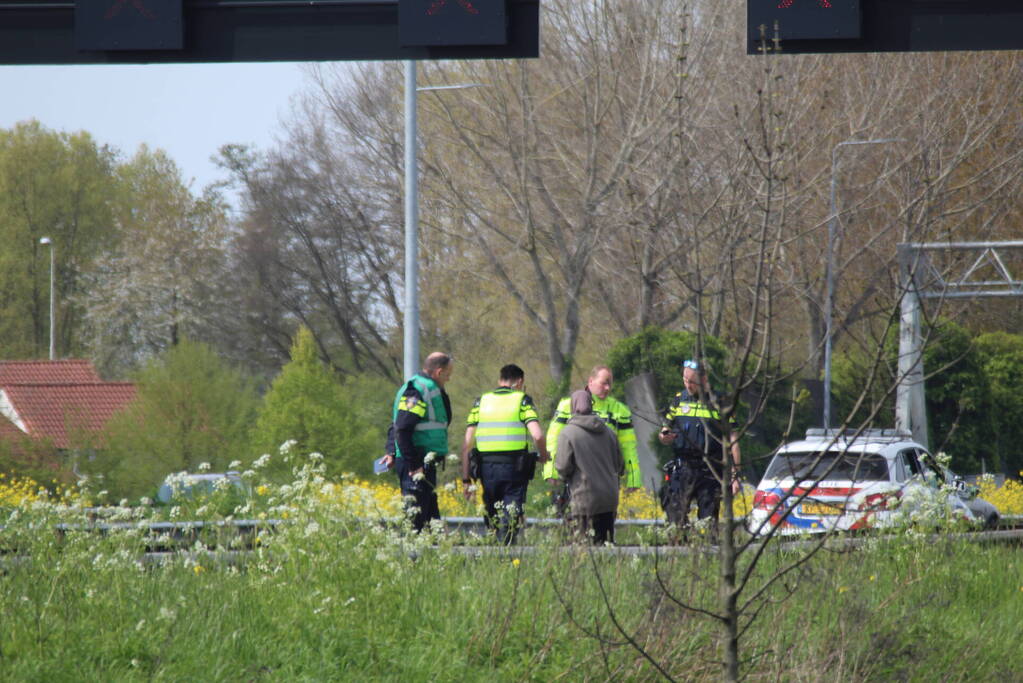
[5,513,1021,540]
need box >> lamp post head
[39,237,51,246]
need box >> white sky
[0,62,309,198]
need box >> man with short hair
[658,359,741,541]
[385,351,454,532]
[542,366,643,507]
[556,389,625,544]
[460,364,549,544]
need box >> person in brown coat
[555,389,625,544]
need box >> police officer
[659,359,741,541]
[541,365,643,506]
[385,352,454,533]
[460,364,549,544]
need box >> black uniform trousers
[480,460,529,545]
[665,456,721,533]
[395,457,440,533]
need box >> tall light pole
[39,236,55,360]
[402,61,485,379]
[403,60,419,380]
[823,138,902,428]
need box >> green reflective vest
[392,373,449,457]
[475,389,530,453]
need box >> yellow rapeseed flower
[976,476,1023,515]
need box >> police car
[749,428,996,535]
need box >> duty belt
[480,450,527,464]
[675,452,715,469]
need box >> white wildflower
[253,454,271,470]
[412,472,426,482]
[197,462,212,473]
[446,453,459,463]
[279,439,298,455]
[229,460,242,470]
[159,607,176,622]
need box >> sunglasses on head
[683,360,700,370]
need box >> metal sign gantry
[896,241,1023,448]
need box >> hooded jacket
[555,414,625,515]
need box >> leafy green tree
[975,331,1023,476]
[249,327,391,480]
[0,121,118,358]
[87,339,260,499]
[920,320,994,472]
[832,319,994,472]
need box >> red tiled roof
[1,383,137,449]
[0,360,102,384]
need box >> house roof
[0,360,102,385]
[0,382,136,450]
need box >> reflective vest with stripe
[392,373,449,457]
[666,394,721,458]
[475,389,529,453]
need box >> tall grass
[2,453,1022,680]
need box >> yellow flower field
[0,473,73,507]
[2,470,1018,520]
[976,474,1023,516]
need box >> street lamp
[823,138,903,428]
[403,60,486,378]
[38,236,55,360]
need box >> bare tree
[532,5,1023,681]
[218,80,407,381]
[413,0,695,385]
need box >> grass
[2,454,1022,681]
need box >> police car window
[916,449,943,480]
[765,451,889,481]
[894,452,908,482]
[901,448,923,476]
[917,449,936,471]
